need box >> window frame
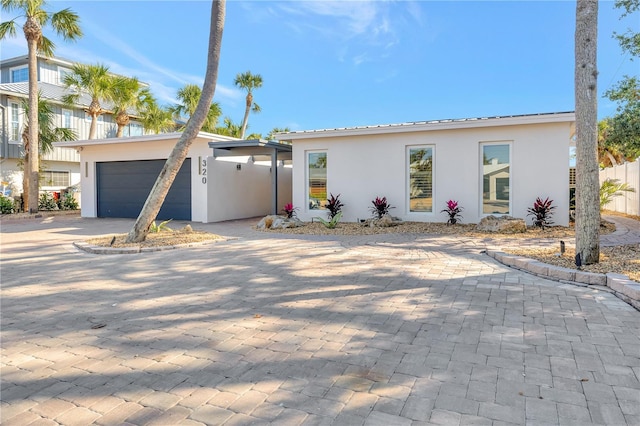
[61,109,72,129]
[40,170,70,188]
[406,144,435,215]
[10,66,28,83]
[9,102,22,144]
[480,141,512,216]
[306,150,328,211]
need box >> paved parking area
[1,215,639,425]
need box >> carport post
[271,149,278,215]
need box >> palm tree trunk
[25,29,40,213]
[125,0,226,243]
[239,93,252,139]
[89,115,98,139]
[575,0,600,265]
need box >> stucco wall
[292,122,571,226]
[206,158,292,222]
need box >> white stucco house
[54,132,292,223]
[277,112,575,227]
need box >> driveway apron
[1,216,639,425]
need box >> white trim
[306,150,327,212]
[480,141,512,216]
[61,108,72,129]
[9,101,22,144]
[406,144,435,215]
[54,131,240,149]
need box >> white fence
[599,159,640,216]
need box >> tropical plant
[58,193,78,210]
[234,70,263,139]
[325,193,344,219]
[139,100,176,134]
[527,197,556,229]
[171,84,222,133]
[0,0,82,213]
[0,196,16,214]
[62,63,114,140]
[282,202,298,219]
[125,0,226,243]
[214,117,242,138]
[441,199,463,225]
[370,196,394,219]
[575,0,600,264]
[315,211,342,229]
[149,219,172,233]
[111,76,152,137]
[266,127,290,141]
[38,192,58,210]
[600,178,635,210]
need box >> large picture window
[482,143,510,214]
[408,146,433,212]
[11,66,28,83]
[40,171,70,187]
[308,151,327,210]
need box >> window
[481,143,510,214]
[62,109,72,128]
[408,146,434,212]
[126,122,143,137]
[85,112,104,122]
[307,151,327,210]
[40,171,70,187]
[58,67,70,85]
[10,102,21,143]
[11,66,28,83]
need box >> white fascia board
[53,132,240,149]
[278,112,576,141]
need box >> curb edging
[486,250,640,310]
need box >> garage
[96,159,191,220]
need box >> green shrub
[315,211,342,229]
[59,193,79,210]
[149,219,172,233]
[0,195,16,214]
[39,192,59,210]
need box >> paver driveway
[1,215,639,425]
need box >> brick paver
[1,215,639,425]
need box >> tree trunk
[24,19,40,213]
[575,0,600,265]
[125,0,226,243]
[240,92,252,139]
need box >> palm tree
[234,70,263,139]
[575,0,600,265]
[266,127,290,141]
[214,116,242,137]
[171,84,222,133]
[139,100,176,135]
[111,76,152,137]
[0,0,82,213]
[61,63,114,140]
[126,0,226,243]
[20,94,77,208]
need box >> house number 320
[201,159,207,184]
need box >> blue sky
[1,1,638,137]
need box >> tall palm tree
[234,70,263,139]
[139,100,176,135]
[61,63,114,140]
[126,0,226,243]
[21,94,77,207]
[172,83,222,133]
[575,0,600,265]
[0,0,82,213]
[111,76,152,137]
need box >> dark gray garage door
[97,159,191,220]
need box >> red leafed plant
[282,203,298,219]
[441,199,463,225]
[527,197,555,229]
[370,196,394,219]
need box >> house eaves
[53,131,241,150]
[277,111,575,141]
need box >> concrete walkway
[1,215,639,425]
